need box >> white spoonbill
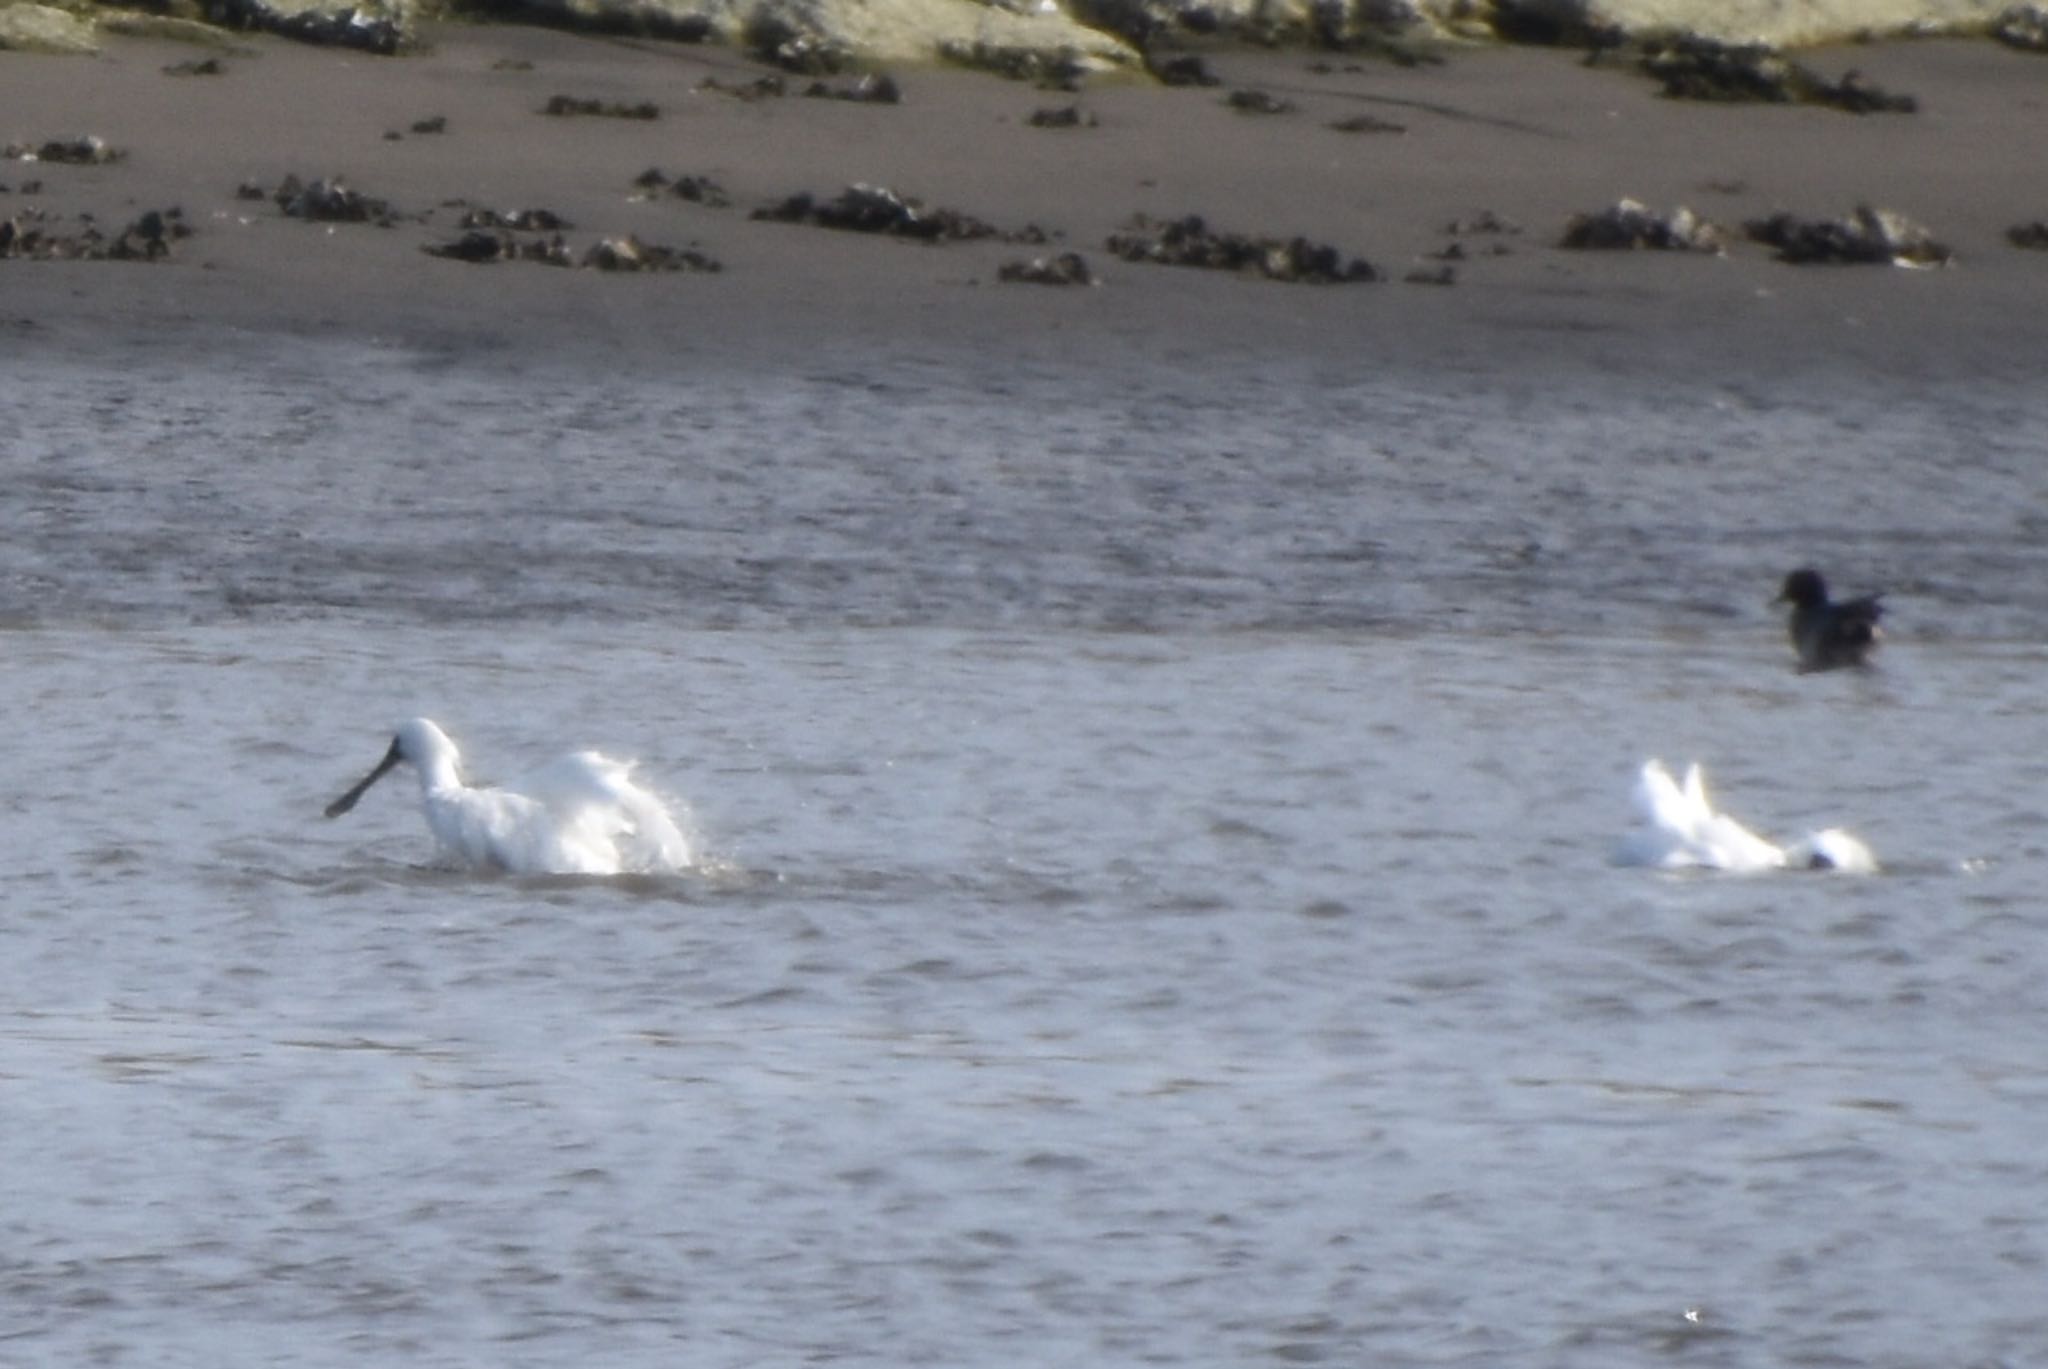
[1613,759,1876,874]
[325,717,694,875]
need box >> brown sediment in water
[0,24,2042,379]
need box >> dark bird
[1777,568,1883,672]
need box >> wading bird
[1777,567,1884,672]
[325,717,693,875]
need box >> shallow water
[1,331,2043,1366]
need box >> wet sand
[3,25,2044,379]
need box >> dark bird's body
[1778,568,1884,672]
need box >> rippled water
[2,328,2043,1366]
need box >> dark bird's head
[1777,568,1829,608]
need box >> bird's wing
[517,750,692,873]
[1614,760,1700,867]
[1679,763,1711,823]
[1698,811,1785,872]
[1839,594,1885,636]
[1634,759,1693,835]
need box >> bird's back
[515,749,694,874]
[1793,593,1883,671]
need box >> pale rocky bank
[5,0,2048,69]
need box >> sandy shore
[3,25,2044,380]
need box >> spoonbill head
[324,717,456,819]
[325,717,694,876]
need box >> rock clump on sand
[0,206,190,260]
[423,228,575,265]
[1994,2,2048,49]
[1028,104,1100,127]
[1744,205,1953,265]
[1560,198,1720,251]
[632,169,734,206]
[806,71,902,101]
[696,70,899,99]
[2008,220,2048,248]
[699,72,790,99]
[204,0,409,54]
[998,251,1096,284]
[542,94,661,118]
[1425,208,1520,264]
[582,235,722,270]
[4,135,124,165]
[1636,36,1917,112]
[753,182,1045,243]
[268,173,407,225]
[1329,112,1405,133]
[1224,87,1295,114]
[1146,52,1220,85]
[1106,213,1377,283]
[1445,209,1522,239]
[459,206,573,231]
[423,228,720,271]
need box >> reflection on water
[0,335,2043,1367]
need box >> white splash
[325,717,694,876]
[1613,759,1876,874]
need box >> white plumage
[1614,759,1876,874]
[325,717,694,876]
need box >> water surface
[1,331,2041,1366]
